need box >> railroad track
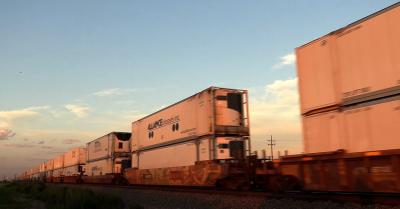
[281,190,400,206]
[48,183,400,206]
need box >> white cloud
[281,53,296,65]
[93,88,124,97]
[93,88,138,97]
[273,52,296,69]
[0,106,49,121]
[0,106,50,129]
[249,77,302,155]
[64,104,90,117]
[0,128,16,140]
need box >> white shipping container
[53,168,64,177]
[343,98,400,152]
[133,136,247,169]
[296,35,341,114]
[39,162,46,173]
[45,159,54,171]
[296,3,400,114]
[302,110,345,153]
[131,87,249,152]
[86,132,131,176]
[32,167,40,179]
[53,155,64,169]
[64,165,85,176]
[303,97,400,153]
[64,147,86,167]
[335,5,400,100]
[87,132,131,162]
[85,157,129,176]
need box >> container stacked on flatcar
[63,147,86,183]
[30,166,40,181]
[281,2,400,193]
[296,2,400,153]
[83,132,131,184]
[38,162,46,181]
[52,155,64,182]
[125,87,251,188]
[44,159,54,182]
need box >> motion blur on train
[18,3,400,193]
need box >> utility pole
[267,135,276,160]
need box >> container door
[229,141,244,160]
[121,159,131,172]
[227,93,243,114]
[215,91,243,126]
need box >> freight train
[18,2,400,193]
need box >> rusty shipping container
[303,96,400,153]
[297,3,400,114]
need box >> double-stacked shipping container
[53,155,64,177]
[63,147,86,176]
[63,147,86,183]
[125,87,251,186]
[296,3,400,153]
[44,159,54,181]
[83,132,131,183]
[280,3,400,193]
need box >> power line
[267,135,276,160]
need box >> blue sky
[0,0,398,178]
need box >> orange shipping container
[297,3,400,114]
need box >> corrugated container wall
[336,5,400,101]
[87,132,130,162]
[296,35,341,114]
[342,97,400,152]
[131,87,249,152]
[39,163,46,173]
[303,97,400,153]
[53,155,64,169]
[302,110,344,153]
[298,3,400,154]
[85,132,131,176]
[296,3,400,114]
[45,160,54,171]
[64,147,86,167]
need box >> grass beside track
[0,182,31,209]
[0,181,140,209]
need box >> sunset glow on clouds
[64,104,90,117]
[249,77,302,156]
